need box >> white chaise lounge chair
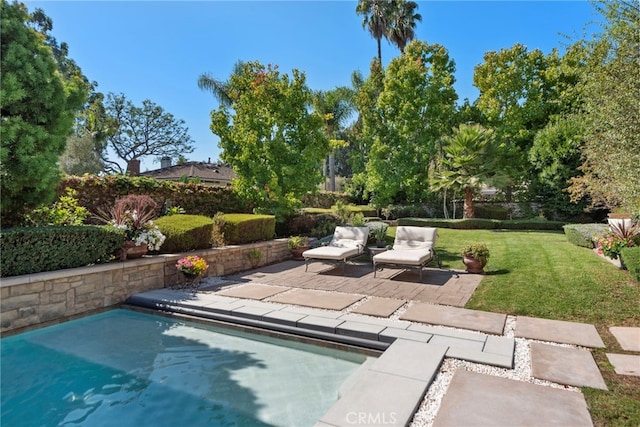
[303,226,369,273]
[372,226,439,279]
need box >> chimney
[161,156,172,168]
[126,159,140,176]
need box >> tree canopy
[209,62,329,219]
[103,93,195,174]
[0,0,87,225]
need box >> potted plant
[97,195,166,260]
[176,255,209,288]
[288,236,309,260]
[373,224,389,248]
[461,243,490,274]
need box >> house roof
[141,161,235,182]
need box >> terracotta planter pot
[462,256,487,274]
[119,241,148,260]
[290,246,309,261]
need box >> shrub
[398,217,566,231]
[23,188,89,226]
[475,205,509,220]
[621,247,640,282]
[154,215,214,253]
[301,191,349,209]
[563,224,608,248]
[0,226,123,277]
[220,214,275,244]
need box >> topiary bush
[0,226,123,277]
[621,247,640,282]
[563,224,608,248]
[154,215,214,253]
[475,204,510,220]
[220,214,275,244]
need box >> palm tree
[312,87,356,191]
[197,60,245,107]
[356,0,393,63]
[432,124,502,218]
[388,0,422,54]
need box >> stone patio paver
[351,297,405,317]
[433,370,594,427]
[515,316,605,348]
[606,353,640,377]
[215,283,289,300]
[400,303,506,335]
[609,327,640,351]
[530,342,607,390]
[269,288,364,310]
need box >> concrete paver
[401,303,506,335]
[433,370,594,427]
[530,342,607,390]
[269,289,364,310]
[216,283,289,300]
[606,353,640,377]
[609,327,640,351]
[516,316,605,348]
[351,297,405,317]
[370,339,447,382]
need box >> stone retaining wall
[0,239,291,335]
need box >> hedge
[398,217,566,231]
[58,175,250,220]
[621,247,640,282]
[563,224,608,248]
[154,215,215,253]
[221,214,276,244]
[0,226,124,277]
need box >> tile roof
[141,161,235,183]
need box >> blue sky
[25,1,600,172]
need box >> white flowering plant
[99,195,166,251]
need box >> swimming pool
[1,309,367,426]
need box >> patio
[218,259,483,308]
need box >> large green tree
[0,1,87,225]
[364,40,457,207]
[103,93,195,174]
[568,0,640,211]
[210,62,329,218]
[473,44,559,198]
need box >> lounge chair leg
[305,259,309,272]
[419,267,423,280]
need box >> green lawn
[390,227,640,426]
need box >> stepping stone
[434,370,594,427]
[609,327,640,351]
[351,297,405,317]
[215,283,289,300]
[530,342,607,390]
[606,353,640,377]
[269,289,364,311]
[400,303,506,335]
[515,316,605,348]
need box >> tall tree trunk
[463,187,475,218]
[329,152,336,192]
[322,158,328,190]
[377,38,382,64]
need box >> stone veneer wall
[1,239,291,335]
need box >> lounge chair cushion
[303,226,369,261]
[373,226,437,267]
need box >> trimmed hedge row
[221,214,276,244]
[398,217,566,230]
[59,175,250,219]
[0,226,124,277]
[621,247,640,282]
[155,215,214,253]
[563,224,608,248]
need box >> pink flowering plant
[596,233,635,260]
[176,255,208,276]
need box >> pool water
[1,309,366,426]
